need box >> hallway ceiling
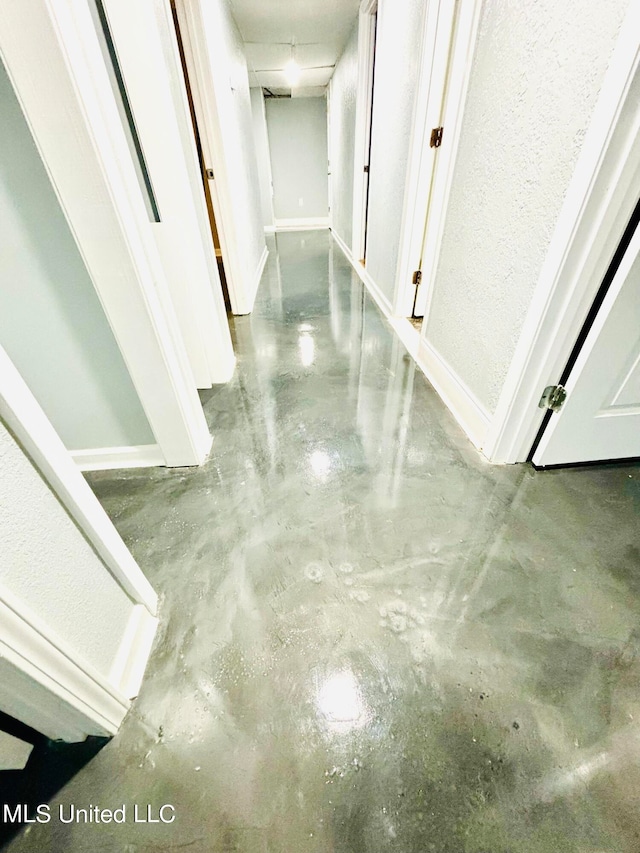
[230,0,360,97]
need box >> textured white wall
[328,21,359,248]
[250,88,275,228]
[425,0,629,413]
[200,0,266,289]
[365,0,425,304]
[0,60,154,452]
[266,97,329,221]
[0,419,134,676]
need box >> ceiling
[229,0,360,97]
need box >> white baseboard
[0,584,130,740]
[264,225,276,234]
[249,245,269,308]
[71,444,165,471]
[210,353,236,385]
[109,604,158,700]
[331,227,490,453]
[416,337,491,451]
[330,228,393,317]
[329,227,351,259]
[275,217,330,231]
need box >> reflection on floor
[7,231,640,852]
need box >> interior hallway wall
[328,21,359,248]
[0,59,154,453]
[0,417,134,678]
[265,97,329,223]
[364,0,426,305]
[250,87,275,230]
[424,0,629,414]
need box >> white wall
[196,0,267,310]
[266,97,329,223]
[250,87,275,229]
[424,0,629,414]
[0,59,154,453]
[0,418,134,677]
[364,0,426,304]
[328,22,359,248]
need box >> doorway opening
[170,0,231,312]
[361,6,377,264]
[392,0,483,321]
[352,0,378,266]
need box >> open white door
[533,219,640,467]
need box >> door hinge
[430,126,444,148]
[206,168,215,179]
[412,269,422,286]
[538,385,567,412]
[364,164,369,173]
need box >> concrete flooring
[8,231,640,852]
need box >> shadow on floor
[0,712,108,849]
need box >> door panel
[533,222,640,466]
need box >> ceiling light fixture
[284,42,300,87]
[284,58,300,87]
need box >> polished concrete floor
[9,231,640,852]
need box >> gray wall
[266,97,329,221]
[425,0,628,413]
[0,418,134,676]
[250,87,275,228]
[365,0,426,304]
[0,60,154,452]
[328,21,359,248]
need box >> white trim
[246,245,269,312]
[108,605,159,700]
[0,0,212,468]
[105,0,234,391]
[332,227,392,317]
[415,338,491,450]
[151,0,235,387]
[394,0,457,316]
[397,0,482,319]
[327,83,333,231]
[0,584,133,741]
[483,10,640,463]
[330,226,352,260]
[71,444,165,472]
[332,229,489,447]
[351,0,377,261]
[264,225,277,234]
[275,218,330,232]
[0,345,158,615]
[175,0,262,316]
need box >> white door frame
[103,0,235,389]
[393,0,483,318]
[175,0,254,315]
[351,0,377,263]
[0,0,212,467]
[0,345,158,740]
[327,85,333,230]
[483,11,640,463]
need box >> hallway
[9,231,640,851]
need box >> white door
[533,221,640,466]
